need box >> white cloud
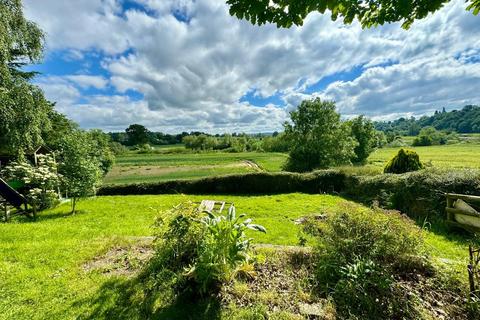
[65,75,109,89]
[23,0,480,131]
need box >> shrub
[151,202,265,296]
[384,148,423,174]
[305,205,429,319]
[1,154,60,210]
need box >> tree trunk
[71,197,77,214]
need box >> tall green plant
[187,205,266,293]
[152,202,266,296]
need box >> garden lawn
[0,194,472,319]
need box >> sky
[23,0,480,133]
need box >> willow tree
[0,0,53,155]
[226,0,480,29]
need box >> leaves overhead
[226,0,479,29]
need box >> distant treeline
[109,124,275,147]
[375,105,480,135]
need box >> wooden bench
[197,200,233,214]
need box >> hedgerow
[98,169,480,219]
[98,170,347,196]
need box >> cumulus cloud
[66,75,109,89]
[23,0,480,131]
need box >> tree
[87,129,115,174]
[347,116,377,164]
[0,0,54,155]
[283,98,356,172]
[226,0,479,29]
[412,126,447,146]
[58,131,102,213]
[125,124,150,146]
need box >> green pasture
[105,141,480,185]
[105,152,288,184]
[368,143,480,170]
[0,194,472,319]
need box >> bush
[151,202,265,296]
[1,154,60,210]
[304,204,429,319]
[98,167,480,221]
[98,170,348,196]
[384,149,423,174]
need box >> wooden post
[446,194,454,221]
[469,245,477,298]
[2,202,8,222]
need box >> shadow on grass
[76,265,221,320]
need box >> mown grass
[105,152,288,184]
[0,194,473,319]
[368,144,480,170]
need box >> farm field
[0,194,471,320]
[104,152,288,184]
[104,142,480,185]
[368,143,480,170]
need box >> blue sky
[23,0,480,133]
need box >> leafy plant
[187,205,266,293]
[152,202,266,296]
[304,205,430,319]
[1,153,60,210]
[384,148,424,174]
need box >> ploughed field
[0,194,472,319]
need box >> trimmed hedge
[98,168,480,219]
[98,170,348,196]
[347,169,480,218]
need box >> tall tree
[283,98,356,172]
[226,0,479,29]
[125,124,150,146]
[347,116,377,164]
[0,0,53,155]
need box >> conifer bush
[384,148,423,174]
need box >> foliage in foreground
[226,0,480,29]
[151,202,265,296]
[384,148,424,174]
[303,205,432,319]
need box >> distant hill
[375,105,480,135]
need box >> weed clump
[304,205,432,319]
[384,148,424,174]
